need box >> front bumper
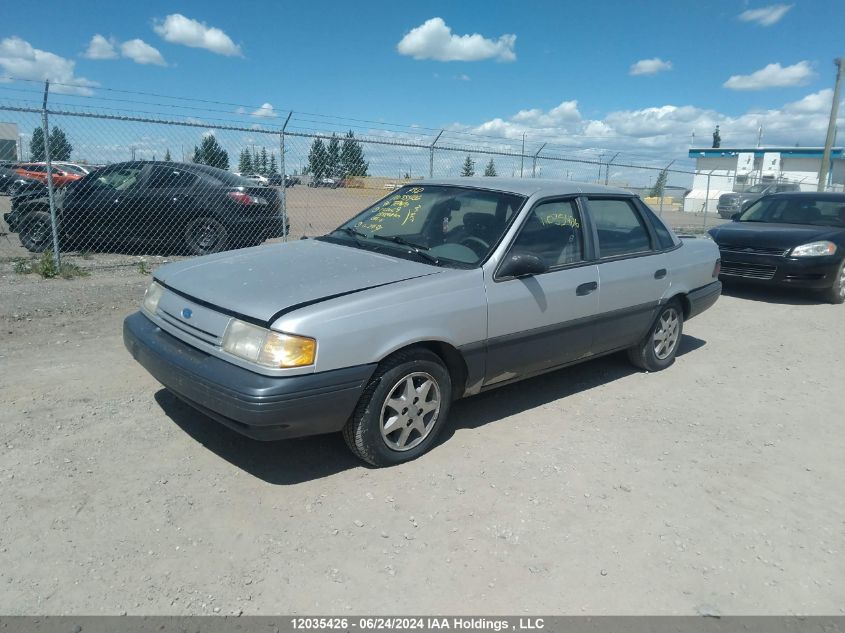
[124,312,375,440]
[718,252,841,289]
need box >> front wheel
[822,260,845,304]
[18,211,54,253]
[628,300,684,371]
[185,216,229,256]
[343,349,452,466]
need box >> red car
[15,163,83,188]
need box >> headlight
[142,280,164,314]
[222,319,316,368]
[790,241,837,257]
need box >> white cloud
[629,57,673,76]
[153,14,242,57]
[83,34,118,60]
[723,61,814,90]
[0,36,97,95]
[447,89,844,160]
[120,39,166,66]
[738,4,793,26]
[397,17,516,62]
[456,73,471,81]
[251,102,276,118]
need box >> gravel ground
[0,260,843,616]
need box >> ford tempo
[124,178,721,466]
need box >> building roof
[689,147,844,159]
[415,177,630,197]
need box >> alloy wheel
[653,307,681,360]
[380,372,441,451]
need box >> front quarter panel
[273,269,488,375]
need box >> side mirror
[498,252,549,279]
[730,212,741,221]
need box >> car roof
[414,177,631,197]
[764,191,845,200]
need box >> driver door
[483,197,599,386]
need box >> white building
[0,122,19,162]
[684,146,845,213]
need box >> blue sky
[2,0,844,165]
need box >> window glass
[589,198,652,257]
[639,203,677,249]
[510,199,584,266]
[741,197,845,227]
[147,166,199,189]
[327,185,525,267]
[93,165,144,191]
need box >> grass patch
[12,258,32,275]
[137,260,151,275]
[32,251,90,280]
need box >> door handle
[576,281,598,296]
[654,268,667,279]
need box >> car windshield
[738,197,845,226]
[744,184,769,194]
[320,185,526,267]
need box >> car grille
[158,307,222,346]
[719,246,789,257]
[721,261,777,280]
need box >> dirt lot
[1,254,843,616]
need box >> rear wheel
[628,300,684,371]
[343,349,452,466]
[822,260,845,304]
[185,216,229,255]
[18,211,53,253]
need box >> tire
[343,348,452,467]
[822,260,845,304]
[18,211,53,253]
[185,216,229,256]
[627,299,684,372]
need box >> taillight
[713,259,721,278]
[228,191,267,206]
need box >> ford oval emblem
[181,308,193,319]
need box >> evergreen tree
[340,130,369,177]
[307,138,328,180]
[269,153,278,175]
[238,148,253,173]
[30,127,46,161]
[326,134,341,178]
[48,128,72,161]
[164,149,172,162]
[649,168,669,198]
[193,134,229,170]
[483,159,497,177]
[258,147,268,175]
[461,155,475,177]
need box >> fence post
[429,130,443,179]
[605,152,620,185]
[659,159,675,217]
[702,171,712,231]
[532,143,546,178]
[279,111,292,242]
[40,80,61,269]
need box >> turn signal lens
[713,259,721,278]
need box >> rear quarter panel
[664,238,720,301]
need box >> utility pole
[818,58,845,192]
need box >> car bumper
[123,312,375,441]
[686,280,722,319]
[717,206,740,218]
[719,253,841,289]
[229,214,288,238]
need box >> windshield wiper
[330,226,368,245]
[369,235,440,265]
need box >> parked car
[265,174,298,187]
[235,173,269,186]
[15,162,84,188]
[8,175,46,200]
[308,176,340,188]
[717,182,801,219]
[124,178,721,466]
[708,192,845,303]
[4,161,287,255]
[52,161,95,176]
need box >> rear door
[483,197,599,386]
[130,165,201,242]
[584,197,670,355]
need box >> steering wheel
[460,236,490,258]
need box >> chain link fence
[3,81,812,273]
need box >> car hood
[154,238,441,323]
[709,222,842,249]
